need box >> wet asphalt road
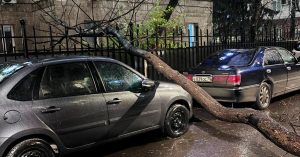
[67,91,300,157]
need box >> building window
[282,0,287,5]
[188,23,198,47]
[0,25,15,54]
[272,0,282,11]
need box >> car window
[294,43,300,51]
[264,50,284,66]
[8,68,43,101]
[39,62,96,99]
[277,49,297,64]
[94,62,143,93]
[200,49,256,67]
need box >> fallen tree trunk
[106,27,300,156]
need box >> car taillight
[186,74,193,81]
[213,75,241,85]
[213,75,228,84]
[227,75,241,85]
[183,72,193,81]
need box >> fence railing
[0,20,298,80]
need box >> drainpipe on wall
[20,19,29,58]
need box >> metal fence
[0,21,298,80]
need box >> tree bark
[250,0,261,42]
[290,0,296,39]
[163,0,179,21]
[106,27,300,156]
[156,0,179,36]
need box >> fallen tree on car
[106,27,300,156]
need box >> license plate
[193,75,212,83]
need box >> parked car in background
[0,56,192,157]
[292,41,300,59]
[186,47,300,109]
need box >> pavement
[68,91,300,157]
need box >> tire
[6,138,55,157]
[164,104,190,138]
[255,82,272,110]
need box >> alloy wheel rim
[259,85,270,108]
[20,149,45,157]
[170,109,186,133]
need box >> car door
[277,48,300,92]
[32,62,109,148]
[263,49,287,96]
[93,61,161,138]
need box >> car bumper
[202,84,259,103]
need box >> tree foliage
[130,0,184,49]
[213,0,275,42]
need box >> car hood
[157,81,184,90]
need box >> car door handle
[106,98,122,105]
[287,66,291,70]
[266,69,271,74]
[41,106,61,113]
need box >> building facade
[0,0,37,54]
[263,0,300,39]
[0,0,213,54]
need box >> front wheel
[255,82,271,110]
[164,104,190,138]
[6,138,55,157]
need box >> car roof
[221,49,254,52]
[223,47,290,52]
[261,46,289,50]
[3,55,117,66]
[1,55,146,78]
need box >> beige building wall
[49,0,213,32]
[0,0,213,52]
[0,0,37,53]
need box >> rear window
[0,63,24,83]
[200,49,256,67]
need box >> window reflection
[95,62,142,93]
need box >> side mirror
[295,58,299,64]
[292,55,299,64]
[142,79,156,91]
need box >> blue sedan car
[187,47,300,109]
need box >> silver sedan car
[0,56,192,157]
